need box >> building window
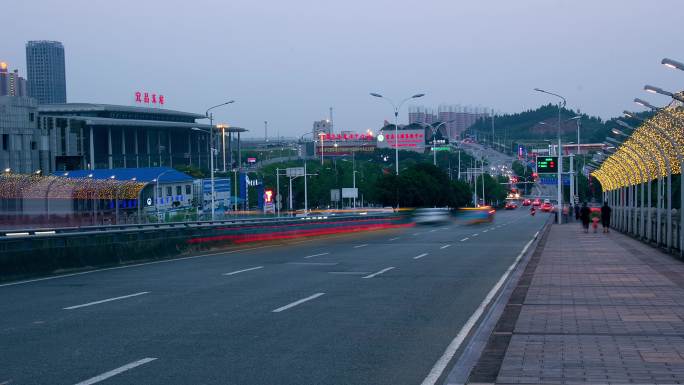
[166,186,172,196]
[176,186,181,195]
[185,185,191,194]
[29,113,34,122]
[31,141,37,150]
[2,134,8,151]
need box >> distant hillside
[467,104,614,147]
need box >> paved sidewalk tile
[494,224,684,385]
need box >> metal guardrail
[0,213,385,239]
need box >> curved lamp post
[370,93,425,175]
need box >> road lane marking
[482,230,489,233]
[74,357,157,385]
[0,244,278,288]
[287,262,338,266]
[413,253,428,260]
[328,271,371,275]
[460,237,469,242]
[64,292,149,310]
[412,232,421,236]
[272,293,325,312]
[420,231,540,385]
[440,244,451,249]
[304,252,330,259]
[223,266,263,276]
[353,244,368,248]
[389,237,400,241]
[429,229,437,233]
[472,233,479,237]
[363,267,395,278]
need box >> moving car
[541,202,553,212]
[504,201,518,210]
[532,198,542,207]
[413,208,450,225]
[522,199,532,206]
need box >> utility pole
[264,121,268,142]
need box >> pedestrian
[574,204,580,221]
[601,201,612,233]
[562,204,569,223]
[568,204,573,222]
[580,202,591,233]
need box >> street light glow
[662,58,684,71]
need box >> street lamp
[662,58,684,71]
[534,88,566,224]
[417,120,454,166]
[644,85,684,103]
[203,100,235,221]
[370,92,425,175]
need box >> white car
[413,208,450,225]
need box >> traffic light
[264,189,274,203]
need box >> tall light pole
[203,100,235,220]
[370,92,425,175]
[534,88,566,224]
[417,120,454,166]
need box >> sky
[3,0,684,138]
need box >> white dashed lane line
[413,253,428,260]
[440,244,451,249]
[354,244,369,248]
[389,237,400,241]
[304,252,330,259]
[363,267,395,279]
[223,266,264,276]
[460,238,469,242]
[63,292,149,310]
[272,293,326,313]
[74,357,158,385]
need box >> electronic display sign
[536,156,558,173]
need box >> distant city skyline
[3,0,684,137]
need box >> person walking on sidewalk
[580,202,591,233]
[574,204,581,221]
[601,201,612,233]
[562,204,570,223]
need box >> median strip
[223,266,263,276]
[272,293,325,313]
[63,292,149,310]
[363,267,395,279]
[74,357,157,385]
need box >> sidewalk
[468,223,684,385]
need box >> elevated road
[0,209,546,385]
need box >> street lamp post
[370,92,425,175]
[203,100,235,220]
[534,88,566,224]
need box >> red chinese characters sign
[134,91,165,106]
[319,133,375,141]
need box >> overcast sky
[4,0,683,137]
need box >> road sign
[247,157,257,164]
[330,189,341,202]
[536,156,558,173]
[342,188,358,199]
[286,167,305,177]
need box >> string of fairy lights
[0,175,146,200]
[592,106,684,191]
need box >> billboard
[377,129,426,153]
[341,188,358,199]
[536,156,558,173]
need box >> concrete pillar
[89,126,95,170]
[134,128,139,168]
[121,127,127,168]
[146,130,151,167]
[188,132,192,166]
[168,133,172,167]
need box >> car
[522,199,532,206]
[504,201,518,210]
[532,198,542,207]
[413,208,451,225]
[541,202,553,212]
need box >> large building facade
[409,105,490,141]
[0,96,40,173]
[36,103,214,172]
[0,62,28,97]
[26,40,67,104]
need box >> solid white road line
[272,293,325,313]
[460,237,469,242]
[223,266,263,276]
[389,237,400,241]
[74,357,157,385]
[353,244,369,248]
[64,292,149,310]
[362,267,395,279]
[413,253,428,260]
[304,252,330,259]
[420,231,540,385]
[0,244,278,288]
[440,244,451,249]
[287,262,338,266]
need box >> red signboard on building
[134,91,165,106]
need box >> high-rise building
[0,62,28,97]
[26,40,66,104]
[409,104,490,140]
[312,119,332,138]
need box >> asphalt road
[0,208,546,385]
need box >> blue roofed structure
[53,167,193,184]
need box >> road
[0,209,546,385]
